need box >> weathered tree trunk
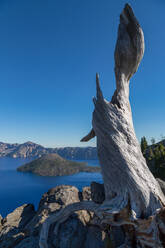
[92,6,165,216]
[39,4,165,248]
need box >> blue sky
[0,0,165,147]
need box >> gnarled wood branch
[39,4,165,247]
[80,128,95,142]
[92,3,165,219]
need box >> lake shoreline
[0,157,102,217]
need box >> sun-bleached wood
[39,4,165,247]
[86,3,165,219]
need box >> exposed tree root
[39,201,99,248]
[39,198,165,248]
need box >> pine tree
[148,147,154,161]
[151,137,156,145]
[140,136,148,155]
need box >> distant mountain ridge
[0,141,97,159]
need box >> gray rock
[0,204,35,248]
[90,183,125,247]
[38,185,80,210]
[41,185,93,248]
[14,236,39,248]
[4,204,35,229]
[111,226,125,247]
[52,214,87,248]
[82,186,92,201]
[25,185,80,237]
[38,185,106,248]
[0,184,124,248]
[0,232,25,248]
[91,182,105,203]
[84,226,106,248]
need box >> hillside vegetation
[141,137,165,180]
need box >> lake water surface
[0,158,102,217]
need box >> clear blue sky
[0,0,165,147]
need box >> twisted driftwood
[39,4,165,247]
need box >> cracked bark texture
[91,3,165,219]
[39,4,165,248]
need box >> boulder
[38,185,80,210]
[0,184,109,248]
[25,185,81,237]
[91,182,105,203]
[14,236,39,248]
[3,204,35,229]
[84,226,106,248]
[0,204,36,248]
[82,186,92,201]
[38,185,103,248]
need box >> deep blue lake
[0,158,102,217]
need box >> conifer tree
[148,147,154,161]
[140,136,148,154]
[151,137,156,145]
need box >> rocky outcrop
[0,184,107,248]
[0,204,36,248]
[1,178,164,247]
[91,182,105,203]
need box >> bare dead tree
[39,4,165,248]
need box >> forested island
[17,153,100,176]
